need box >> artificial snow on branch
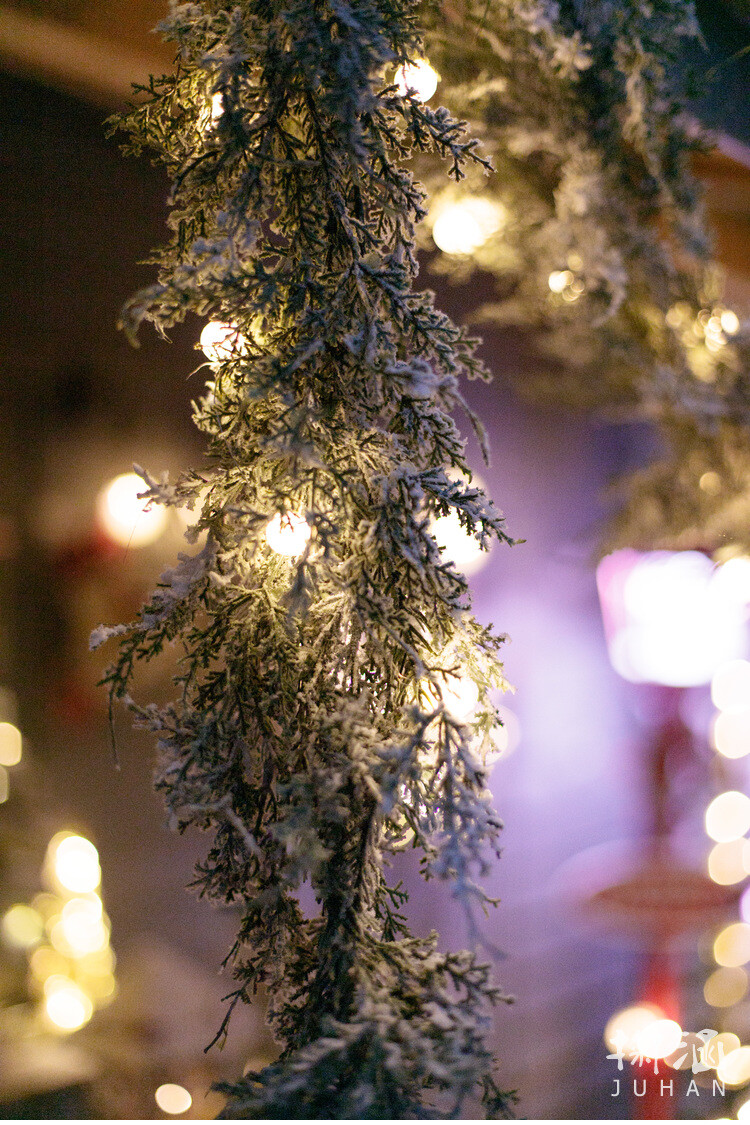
[420,0,750,556]
[94,0,516,1117]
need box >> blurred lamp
[597,550,749,687]
[97,472,167,548]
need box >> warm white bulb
[210,92,224,121]
[55,897,108,957]
[432,511,489,574]
[44,977,93,1032]
[155,1084,193,1115]
[48,833,101,895]
[423,673,479,722]
[432,198,505,256]
[720,309,740,335]
[634,1019,683,1060]
[603,1004,662,1054]
[97,473,168,548]
[713,709,750,759]
[705,791,750,843]
[1,904,44,949]
[265,511,311,558]
[548,269,573,293]
[0,722,21,767]
[712,659,750,712]
[199,321,247,363]
[395,58,439,102]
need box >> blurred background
[0,0,749,1119]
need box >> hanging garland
[419,0,750,556]
[93,0,516,1117]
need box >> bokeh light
[712,660,750,713]
[635,1019,683,1060]
[0,721,22,766]
[1,904,44,949]
[394,58,439,101]
[0,765,8,804]
[714,923,750,967]
[603,1004,662,1054]
[717,1045,750,1087]
[704,1032,741,1069]
[43,976,94,1032]
[706,791,750,842]
[199,321,247,363]
[97,473,168,548]
[431,198,506,257]
[265,511,311,558]
[47,833,101,895]
[704,966,748,1008]
[713,709,750,760]
[432,510,489,574]
[155,1084,193,1115]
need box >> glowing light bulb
[706,791,750,842]
[155,1084,193,1115]
[548,269,573,293]
[423,673,479,722]
[707,839,749,885]
[712,660,750,712]
[484,705,521,763]
[54,897,108,956]
[703,1032,741,1069]
[199,321,247,363]
[44,976,93,1032]
[720,309,740,335]
[704,966,748,1008]
[394,58,439,101]
[432,510,489,574]
[431,198,505,256]
[97,473,168,548]
[713,709,750,759]
[48,833,101,895]
[717,1045,750,1087]
[210,92,224,121]
[29,946,69,982]
[604,1004,662,1054]
[714,922,750,968]
[265,511,311,558]
[0,722,21,766]
[1,904,44,949]
[635,1019,683,1060]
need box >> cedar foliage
[94,0,515,1116]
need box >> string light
[265,511,311,558]
[199,320,248,363]
[1,904,44,949]
[603,1004,662,1054]
[97,472,168,548]
[712,660,750,713]
[394,58,439,102]
[708,840,749,886]
[431,198,506,257]
[43,976,94,1032]
[704,1032,741,1069]
[155,1084,193,1115]
[52,897,109,957]
[712,709,750,760]
[717,1046,750,1088]
[635,1019,683,1060]
[706,791,750,843]
[0,722,22,767]
[432,510,489,574]
[704,966,748,1008]
[714,923,750,968]
[47,833,101,895]
[423,673,479,722]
